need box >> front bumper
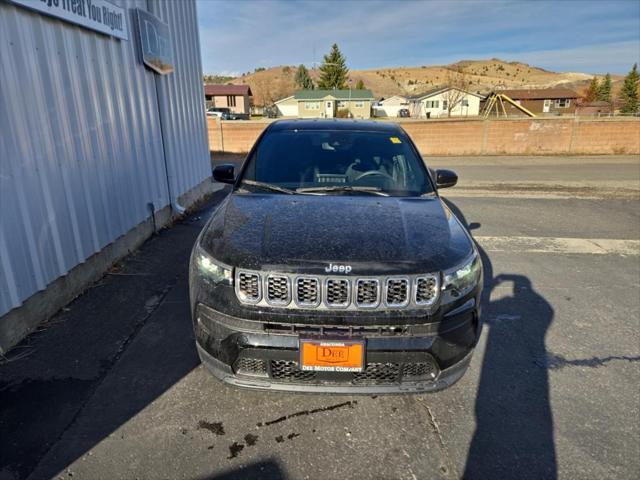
[193,300,480,394]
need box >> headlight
[194,244,233,285]
[442,251,481,302]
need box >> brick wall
[484,119,574,154]
[572,120,640,154]
[208,117,640,155]
[401,120,485,155]
[207,118,266,153]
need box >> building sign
[136,9,174,75]
[9,0,128,40]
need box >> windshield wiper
[296,185,390,196]
[240,180,295,194]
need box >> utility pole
[348,78,352,118]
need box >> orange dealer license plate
[299,338,365,372]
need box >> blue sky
[197,0,640,76]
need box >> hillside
[208,59,623,106]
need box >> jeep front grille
[415,275,439,306]
[385,278,409,307]
[325,279,350,307]
[237,272,261,303]
[295,277,320,307]
[234,270,440,311]
[356,279,379,307]
[266,275,290,305]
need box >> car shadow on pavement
[195,458,286,480]
[443,199,558,479]
[0,190,231,480]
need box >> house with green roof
[285,89,375,119]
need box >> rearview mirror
[435,169,458,189]
[213,164,235,184]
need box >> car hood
[200,193,474,275]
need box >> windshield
[239,129,434,196]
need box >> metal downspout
[148,0,185,216]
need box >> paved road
[1,156,639,480]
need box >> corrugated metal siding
[0,0,209,316]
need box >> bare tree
[441,67,472,117]
[252,77,273,107]
[270,82,290,106]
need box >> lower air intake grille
[326,279,349,307]
[352,363,401,384]
[234,358,268,377]
[262,360,439,385]
[270,360,317,382]
[238,272,260,302]
[402,362,437,379]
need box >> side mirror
[435,169,458,189]
[213,164,235,184]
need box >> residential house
[293,89,375,119]
[373,95,411,117]
[204,84,252,116]
[274,95,298,117]
[408,87,483,118]
[495,88,579,115]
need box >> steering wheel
[354,170,394,182]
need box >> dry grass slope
[220,59,623,106]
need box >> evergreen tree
[317,44,349,90]
[619,63,639,114]
[584,77,600,102]
[294,64,314,90]
[355,79,365,90]
[597,73,612,103]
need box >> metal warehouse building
[0,0,215,353]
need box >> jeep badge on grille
[325,263,352,274]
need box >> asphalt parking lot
[1,155,639,480]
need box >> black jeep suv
[189,119,482,393]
